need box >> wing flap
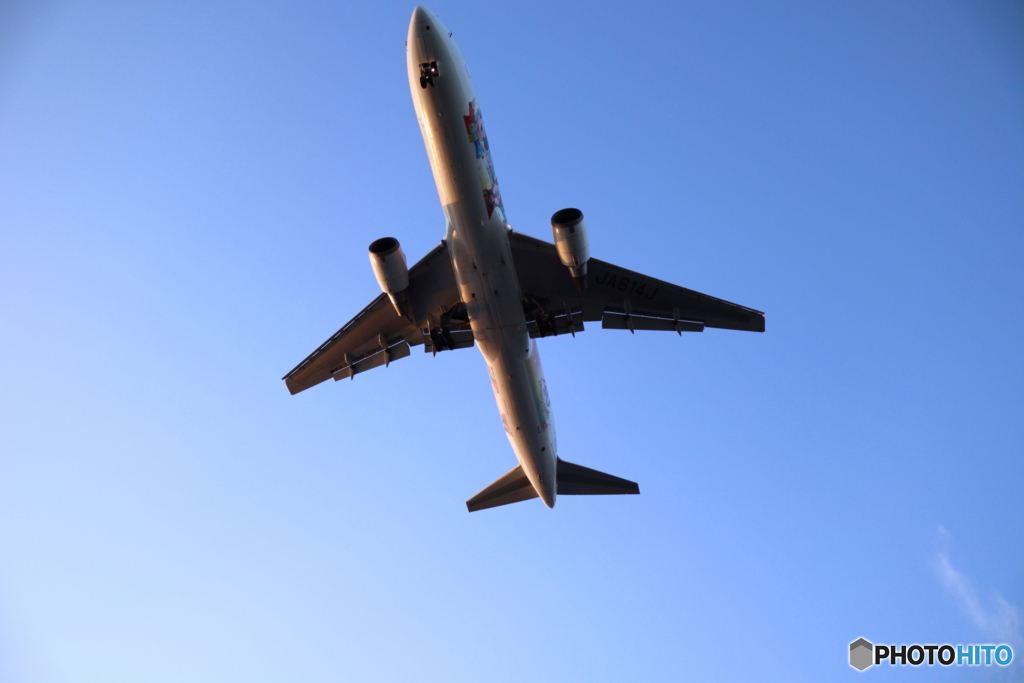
[330,340,412,381]
[601,310,704,334]
[526,305,584,339]
[423,328,475,353]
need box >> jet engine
[368,237,411,318]
[551,208,590,289]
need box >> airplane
[283,6,765,512]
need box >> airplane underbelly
[488,339,558,504]
[410,26,556,504]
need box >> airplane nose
[408,6,439,65]
[410,5,433,29]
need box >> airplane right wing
[283,240,469,395]
[507,230,764,336]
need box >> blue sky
[1,1,1021,681]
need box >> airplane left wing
[283,240,466,394]
[507,231,764,336]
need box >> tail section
[466,464,539,512]
[556,458,640,496]
[466,459,639,512]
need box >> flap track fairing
[330,339,412,381]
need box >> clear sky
[1,1,1022,681]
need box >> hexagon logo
[850,638,874,671]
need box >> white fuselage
[406,7,557,506]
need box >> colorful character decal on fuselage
[463,100,504,221]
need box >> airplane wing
[507,231,764,336]
[283,241,468,394]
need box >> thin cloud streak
[935,528,1021,646]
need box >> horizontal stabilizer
[556,459,640,496]
[466,464,539,512]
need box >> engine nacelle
[368,237,410,317]
[551,208,590,289]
